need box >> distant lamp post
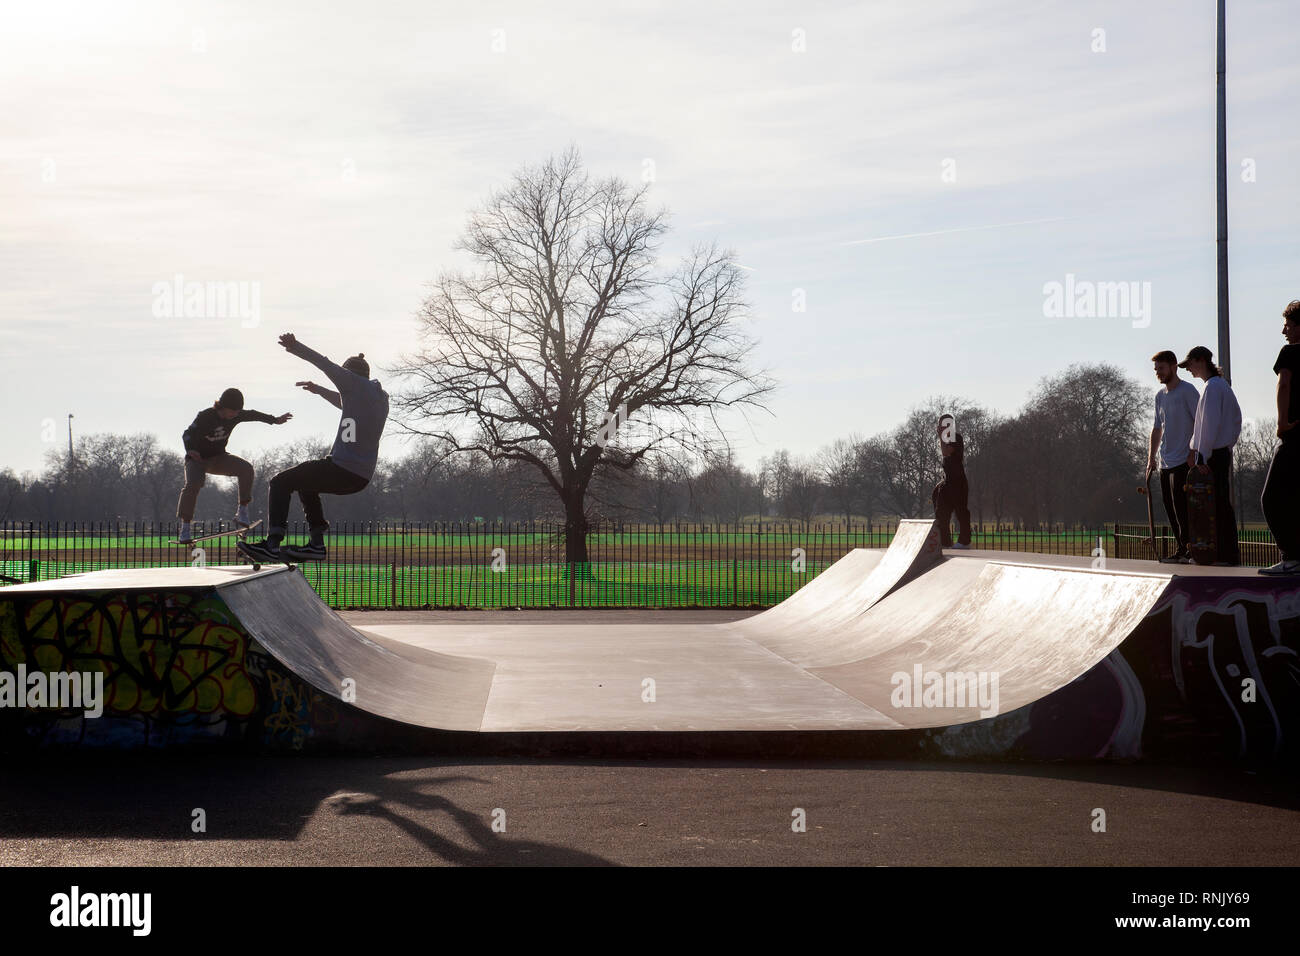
[67,414,74,469]
[1216,0,1230,383]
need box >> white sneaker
[235,505,251,528]
[1258,560,1300,576]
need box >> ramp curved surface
[739,519,941,642]
[217,569,496,732]
[804,561,1172,728]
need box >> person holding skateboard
[932,414,972,549]
[1260,299,1300,575]
[1145,350,1199,562]
[1182,346,1242,565]
[175,388,292,544]
[239,333,389,562]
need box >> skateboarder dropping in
[175,388,292,544]
[932,414,972,549]
[240,333,389,562]
[1260,299,1300,575]
[1182,346,1242,566]
[1145,350,1199,562]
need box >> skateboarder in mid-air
[932,414,972,549]
[239,333,389,563]
[1182,346,1242,566]
[1260,299,1300,575]
[176,388,292,543]
[1145,349,1199,562]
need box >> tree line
[0,362,1276,529]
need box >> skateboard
[1136,470,1161,560]
[1183,466,1217,566]
[171,520,262,546]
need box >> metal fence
[0,520,1280,608]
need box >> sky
[2,0,1297,478]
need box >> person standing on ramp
[1260,299,1300,575]
[932,414,972,549]
[1145,350,1200,562]
[239,333,389,562]
[1182,346,1242,566]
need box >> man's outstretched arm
[296,381,342,409]
[278,332,354,394]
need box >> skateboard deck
[172,520,262,546]
[1137,471,1161,560]
[1183,467,1216,565]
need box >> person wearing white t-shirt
[1181,345,1242,565]
[1145,349,1200,563]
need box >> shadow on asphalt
[0,753,616,865]
[0,752,1295,855]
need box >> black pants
[1261,437,1300,561]
[268,458,368,537]
[1206,446,1240,565]
[932,479,972,547]
[1158,463,1190,553]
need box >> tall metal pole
[1216,0,1230,384]
[67,413,74,465]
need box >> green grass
[0,558,831,609]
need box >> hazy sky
[2,0,1297,478]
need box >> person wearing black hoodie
[932,414,972,549]
[176,387,291,542]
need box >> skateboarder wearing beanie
[176,388,292,543]
[932,414,972,549]
[239,333,388,562]
[1181,346,1242,565]
[1260,299,1300,575]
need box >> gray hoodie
[289,341,389,480]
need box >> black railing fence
[0,520,1280,609]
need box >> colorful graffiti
[0,588,339,750]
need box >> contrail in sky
[843,216,1069,246]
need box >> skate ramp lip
[0,565,281,592]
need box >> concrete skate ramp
[806,561,1172,727]
[738,551,985,668]
[740,518,941,638]
[0,543,1177,741]
[364,558,1173,732]
[216,570,496,732]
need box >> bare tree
[392,148,773,562]
[818,436,862,525]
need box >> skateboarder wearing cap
[1145,350,1199,562]
[239,333,389,562]
[1182,346,1242,565]
[175,388,292,543]
[1260,299,1300,575]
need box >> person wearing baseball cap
[176,387,293,542]
[1181,346,1242,565]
